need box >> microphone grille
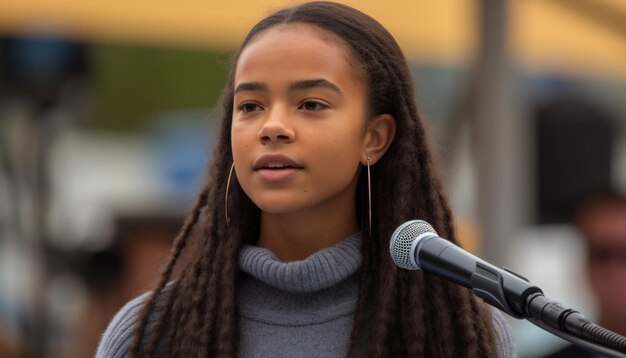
[389,220,437,270]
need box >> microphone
[389,220,626,357]
[389,220,540,318]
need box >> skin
[578,201,626,335]
[231,23,396,262]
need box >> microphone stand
[531,318,626,358]
[470,262,626,357]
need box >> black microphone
[389,220,626,357]
[389,220,540,318]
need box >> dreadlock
[130,2,498,357]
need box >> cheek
[317,117,365,152]
[231,125,252,160]
[230,126,255,195]
[309,135,363,179]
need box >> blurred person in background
[546,191,626,358]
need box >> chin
[255,201,301,215]
[249,191,309,215]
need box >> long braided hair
[130,2,498,356]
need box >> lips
[253,155,303,170]
[253,154,303,182]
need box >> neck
[258,209,359,262]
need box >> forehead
[234,23,363,85]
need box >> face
[580,203,626,322]
[231,24,369,217]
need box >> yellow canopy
[0,0,625,75]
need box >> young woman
[97,2,515,357]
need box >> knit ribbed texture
[95,291,159,358]
[238,233,362,293]
[236,234,361,330]
[236,234,362,357]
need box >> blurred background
[0,0,625,356]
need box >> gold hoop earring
[367,157,372,237]
[225,163,235,225]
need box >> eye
[299,100,328,111]
[238,102,263,113]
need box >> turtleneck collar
[237,233,362,293]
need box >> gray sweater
[96,234,516,357]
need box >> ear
[361,114,396,165]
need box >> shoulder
[95,291,152,358]
[490,308,517,358]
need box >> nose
[258,108,295,144]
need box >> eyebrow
[233,78,342,95]
[289,79,341,94]
[234,82,267,94]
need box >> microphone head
[389,220,438,270]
